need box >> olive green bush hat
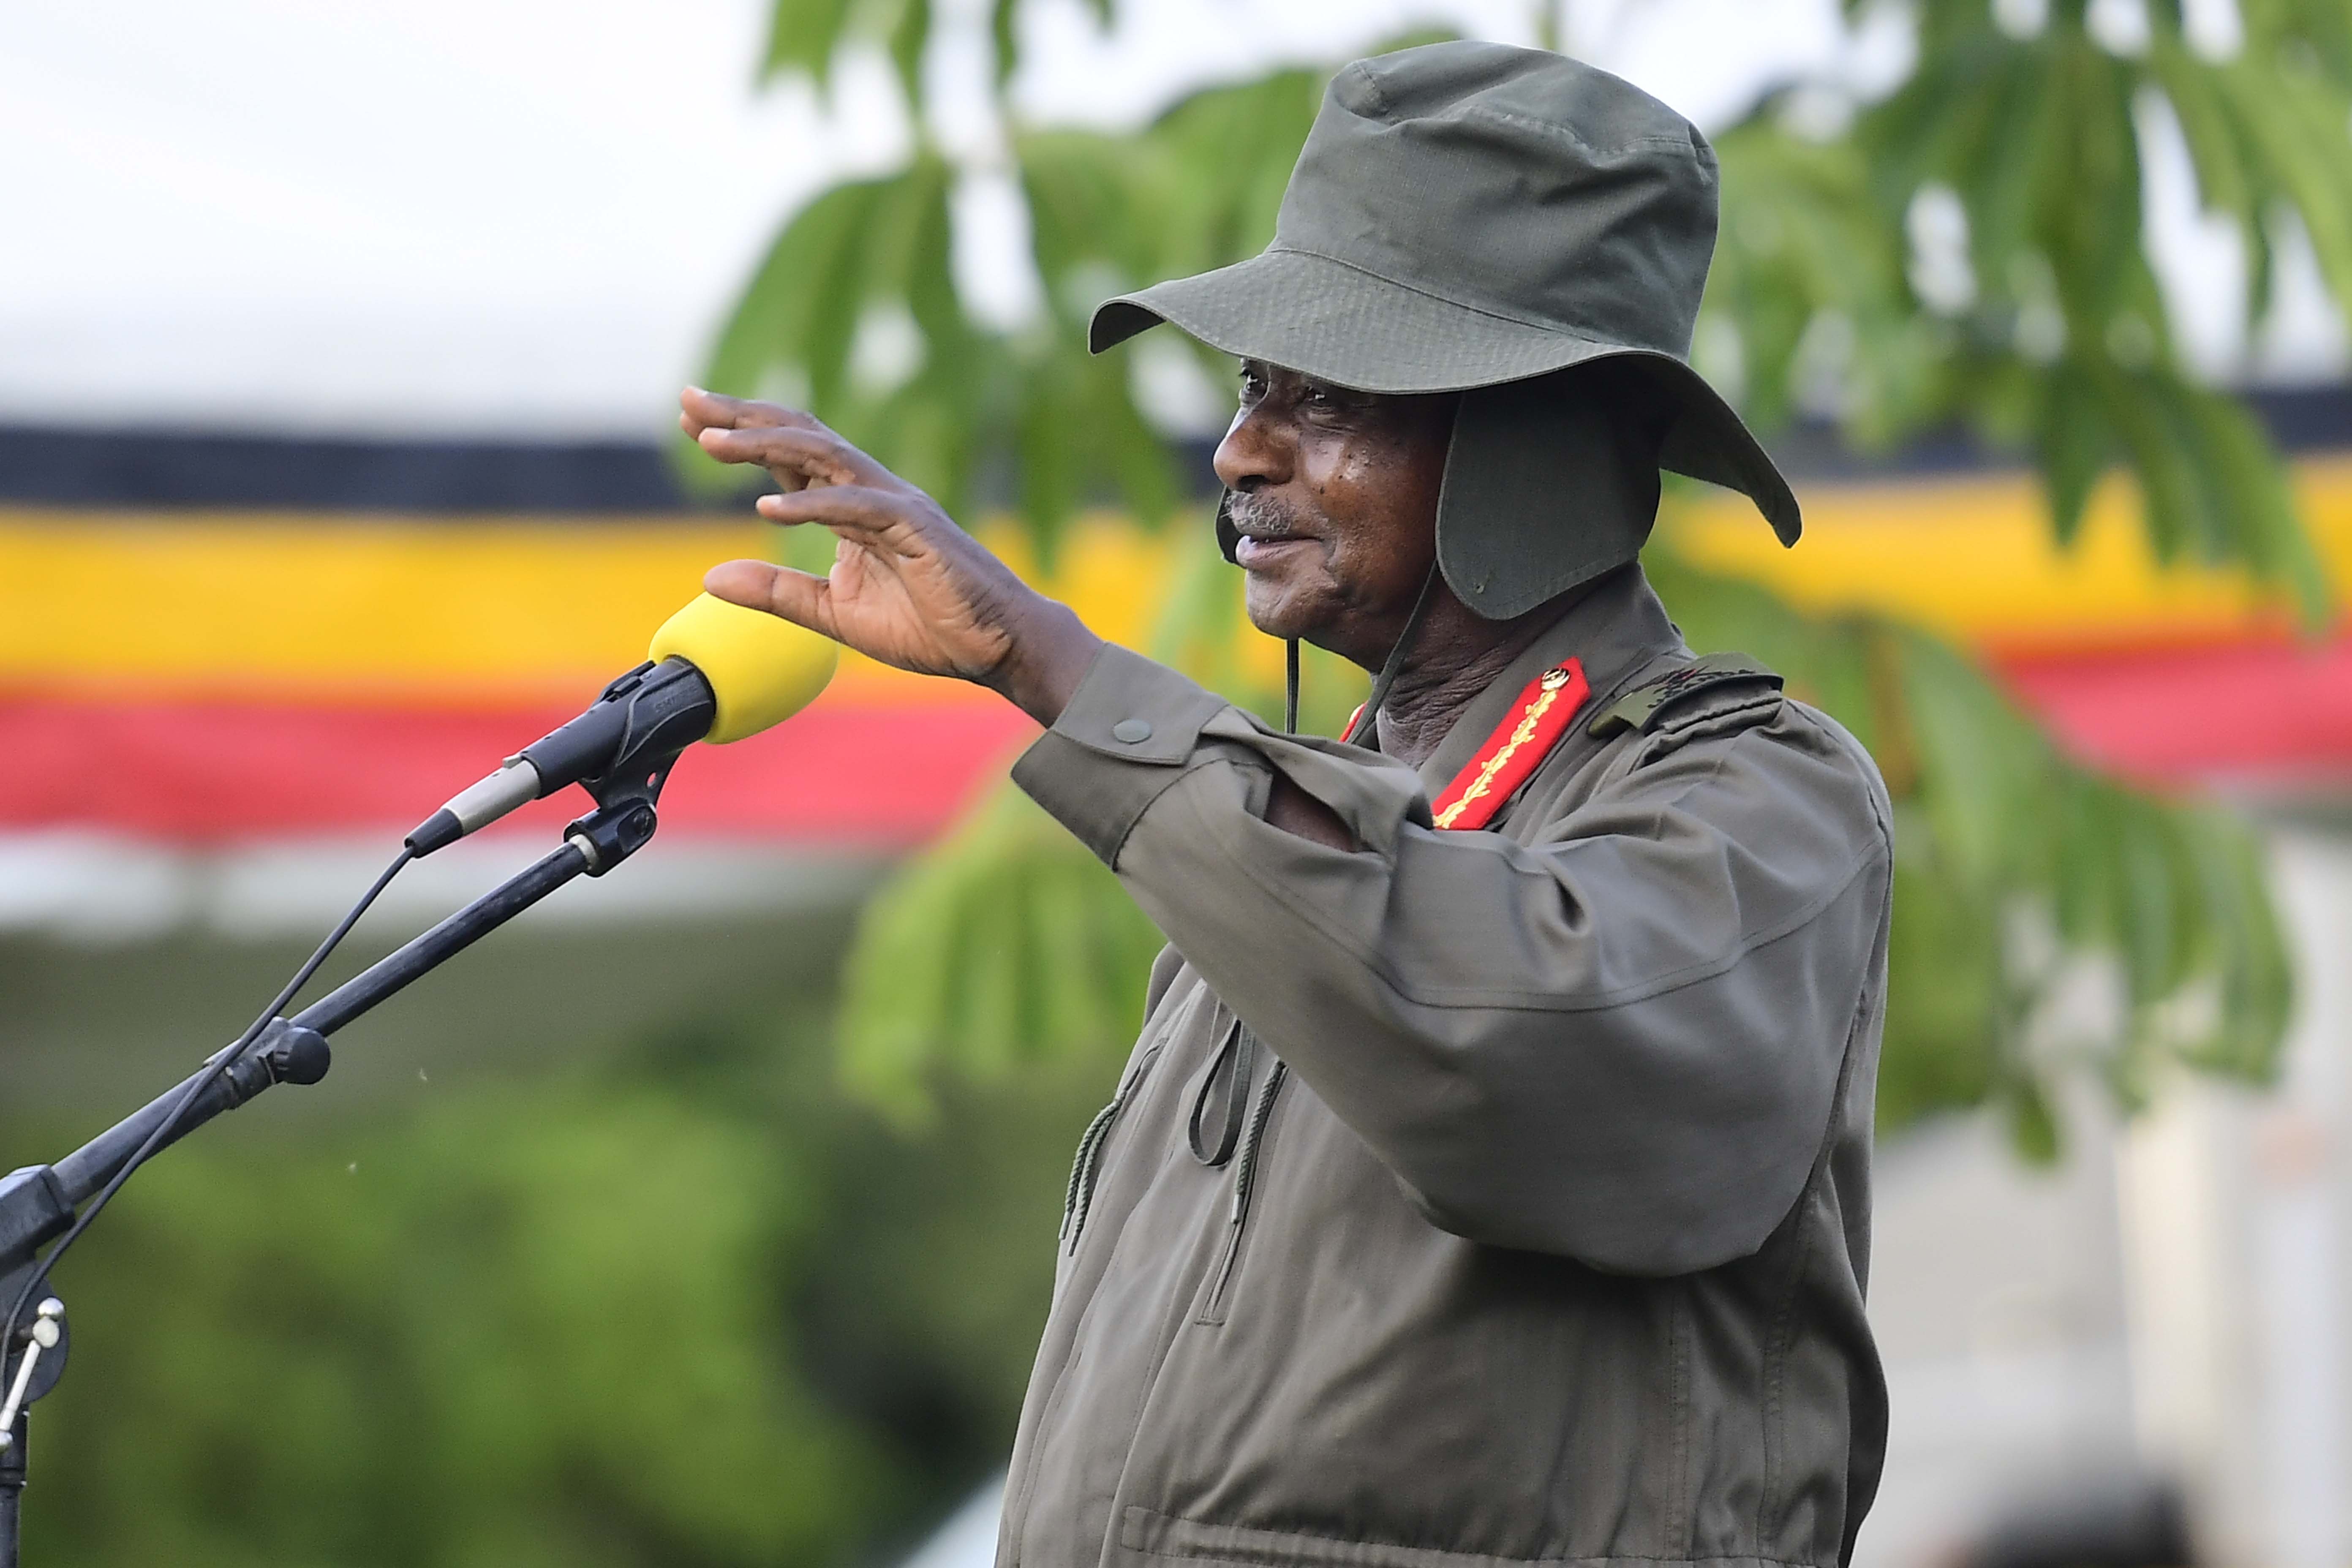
[1089,40,1801,621]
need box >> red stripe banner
[0,696,1039,847]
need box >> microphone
[404,593,837,856]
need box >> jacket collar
[1412,564,1687,799]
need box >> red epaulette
[1427,659,1590,831]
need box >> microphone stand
[0,782,664,1568]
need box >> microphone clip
[556,668,699,877]
[558,662,707,875]
[543,658,711,813]
[563,798,659,877]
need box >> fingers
[754,483,920,537]
[704,558,835,638]
[695,421,902,493]
[678,385,821,441]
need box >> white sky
[2,0,2338,439]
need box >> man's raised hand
[682,387,1102,726]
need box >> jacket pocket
[1195,1054,1287,1326]
[1123,1506,1696,1568]
[1060,1043,1165,1253]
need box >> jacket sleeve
[1011,644,1894,1276]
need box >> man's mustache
[1225,493,1305,539]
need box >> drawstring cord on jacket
[1187,1018,1257,1167]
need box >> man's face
[1211,360,1459,670]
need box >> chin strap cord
[1283,638,1300,734]
[1341,564,1443,748]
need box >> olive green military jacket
[999,566,1892,1568]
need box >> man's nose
[1213,404,1291,494]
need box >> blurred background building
[4,3,2350,1567]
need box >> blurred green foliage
[1642,542,2290,1152]
[719,0,2345,1154]
[1711,0,2352,618]
[9,1001,1111,1567]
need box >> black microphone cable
[2,846,416,1375]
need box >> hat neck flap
[1437,368,1663,622]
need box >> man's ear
[1433,362,1663,621]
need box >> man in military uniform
[687,40,1891,1568]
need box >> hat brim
[1092,247,1800,547]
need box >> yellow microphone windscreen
[648,593,838,743]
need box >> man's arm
[1011,645,1893,1276]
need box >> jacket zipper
[1059,1044,1162,1253]
[1198,1059,1287,1323]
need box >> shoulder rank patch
[1587,652,1784,739]
[1431,658,1591,830]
